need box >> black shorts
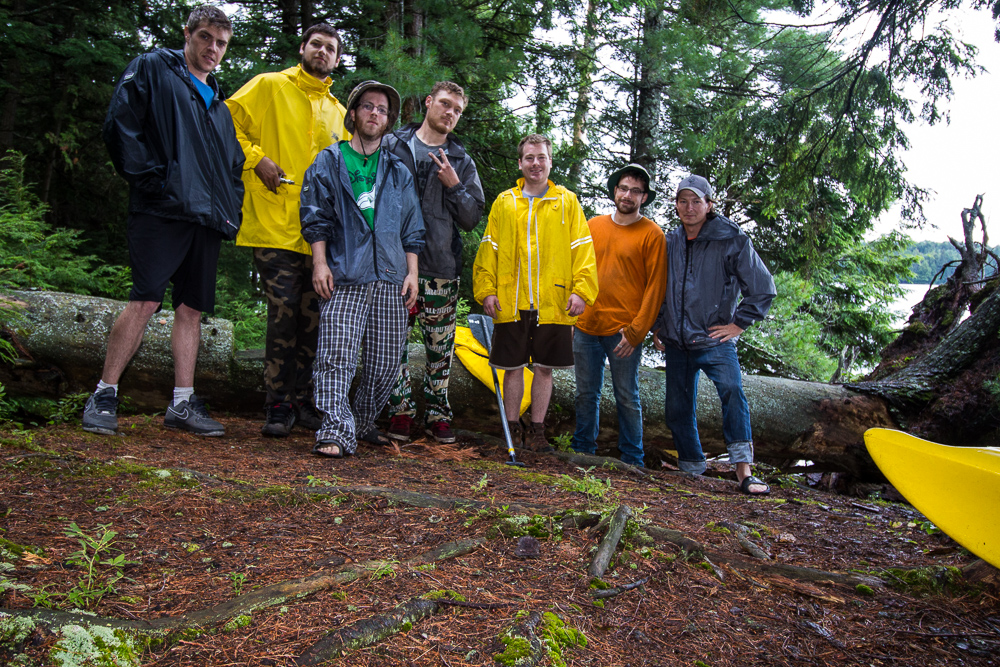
[127,212,223,312]
[489,310,574,369]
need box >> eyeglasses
[359,101,389,116]
[616,185,646,197]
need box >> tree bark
[1,291,896,477]
[587,505,632,579]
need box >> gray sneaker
[82,387,118,435]
[164,394,225,436]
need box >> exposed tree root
[587,505,632,579]
[591,576,650,599]
[295,597,440,666]
[0,538,485,635]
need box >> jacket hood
[391,123,469,157]
[672,212,742,242]
[284,64,334,97]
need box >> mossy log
[295,597,440,666]
[587,504,632,579]
[0,291,897,476]
[494,610,545,667]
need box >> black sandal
[739,475,770,495]
[313,441,344,458]
[357,427,391,447]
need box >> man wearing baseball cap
[652,174,776,494]
[300,81,425,458]
[571,164,667,467]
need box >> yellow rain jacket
[226,65,350,255]
[473,179,599,325]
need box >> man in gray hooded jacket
[652,175,776,495]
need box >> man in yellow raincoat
[226,23,350,437]
[472,133,598,452]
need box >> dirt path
[1,416,998,666]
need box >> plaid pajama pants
[386,276,460,425]
[313,281,408,453]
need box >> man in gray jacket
[383,81,485,445]
[300,81,425,458]
[652,175,776,494]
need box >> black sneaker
[262,402,296,437]
[164,395,225,437]
[426,420,456,444]
[295,402,323,431]
[82,387,118,435]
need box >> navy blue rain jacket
[103,48,245,239]
[654,212,776,350]
[299,141,425,286]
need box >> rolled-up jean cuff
[678,459,707,475]
[727,440,753,464]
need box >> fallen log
[1,290,895,477]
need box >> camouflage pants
[387,276,459,424]
[254,248,320,406]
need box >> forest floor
[1,415,999,667]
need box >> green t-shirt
[340,141,380,230]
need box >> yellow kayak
[864,428,1000,568]
[454,326,532,416]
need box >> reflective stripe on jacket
[103,48,244,239]
[300,141,425,286]
[472,179,598,325]
[226,66,350,254]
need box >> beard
[301,56,333,79]
[615,198,639,215]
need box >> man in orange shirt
[572,164,667,467]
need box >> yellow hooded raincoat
[226,65,349,254]
[473,179,599,325]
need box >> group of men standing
[83,5,776,494]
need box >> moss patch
[51,624,140,667]
[422,589,466,602]
[884,565,965,596]
[539,612,587,667]
[494,635,534,666]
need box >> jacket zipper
[681,239,691,351]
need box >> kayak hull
[864,428,1000,569]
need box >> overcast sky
[875,8,1000,243]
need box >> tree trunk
[632,0,666,174]
[566,0,597,187]
[1,291,896,478]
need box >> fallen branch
[295,597,439,666]
[588,505,633,579]
[591,576,650,599]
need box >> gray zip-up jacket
[384,124,485,279]
[653,212,775,350]
[300,140,425,286]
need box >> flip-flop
[357,427,391,447]
[312,441,344,458]
[739,475,770,495]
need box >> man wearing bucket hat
[571,164,667,467]
[300,80,425,459]
[651,175,776,494]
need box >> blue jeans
[572,330,645,467]
[663,342,753,474]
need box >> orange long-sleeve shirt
[575,214,667,347]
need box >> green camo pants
[387,276,459,424]
[254,247,319,406]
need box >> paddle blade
[467,314,495,353]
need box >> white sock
[173,387,194,406]
[96,380,118,395]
